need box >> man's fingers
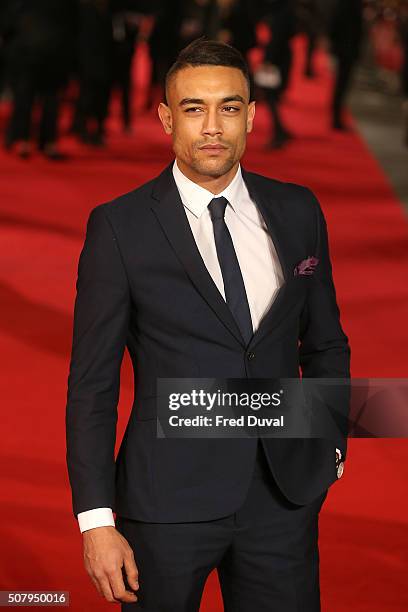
[89,575,103,598]
[90,569,137,604]
[123,551,139,591]
[82,528,138,603]
[95,575,117,603]
[108,568,138,603]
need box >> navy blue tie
[208,197,253,345]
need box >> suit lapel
[150,164,246,346]
[242,168,292,284]
[241,168,297,349]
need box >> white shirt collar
[172,159,245,218]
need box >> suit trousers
[117,440,328,612]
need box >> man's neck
[176,158,240,195]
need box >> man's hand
[83,526,139,604]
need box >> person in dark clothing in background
[0,3,11,97]
[216,0,256,51]
[399,1,408,146]
[111,2,140,133]
[257,0,296,149]
[111,1,154,132]
[329,0,364,131]
[73,0,114,146]
[146,0,184,108]
[211,0,257,98]
[178,0,218,48]
[3,0,76,159]
[147,0,219,109]
[297,0,325,78]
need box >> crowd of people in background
[0,0,407,160]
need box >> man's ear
[246,101,256,133]
[158,103,173,135]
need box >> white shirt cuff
[77,508,115,533]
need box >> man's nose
[202,108,223,136]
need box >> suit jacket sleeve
[298,189,351,456]
[65,205,130,517]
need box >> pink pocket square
[294,256,319,276]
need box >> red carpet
[1,38,408,610]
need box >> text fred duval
[168,414,285,428]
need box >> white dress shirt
[172,160,284,330]
[77,160,340,533]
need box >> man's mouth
[199,144,228,152]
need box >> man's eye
[185,107,203,113]
[223,106,239,112]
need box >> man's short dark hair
[165,37,252,103]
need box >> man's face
[158,65,256,179]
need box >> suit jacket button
[337,461,344,479]
[247,351,255,361]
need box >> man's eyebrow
[179,98,205,106]
[221,95,245,104]
[179,95,245,106]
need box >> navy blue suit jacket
[66,163,351,521]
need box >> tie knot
[209,197,228,221]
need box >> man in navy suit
[66,38,350,611]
